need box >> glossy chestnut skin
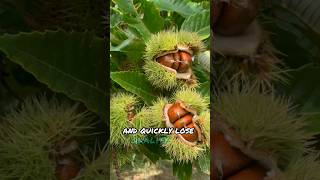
[157,54,174,68]
[173,113,193,129]
[212,0,223,26]
[181,123,198,142]
[180,51,192,63]
[55,157,80,180]
[212,131,252,178]
[167,102,200,143]
[177,61,189,73]
[167,102,189,123]
[172,61,180,70]
[213,0,261,36]
[227,165,267,180]
[157,51,192,73]
[173,52,181,61]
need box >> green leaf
[113,0,137,15]
[196,51,210,72]
[270,2,320,65]
[181,11,210,40]
[123,15,152,42]
[277,64,320,134]
[172,161,192,180]
[305,113,320,134]
[110,13,122,28]
[197,152,210,174]
[112,0,151,41]
[141,1,164,33]
[275,0,320,34]
[280,64,320,113]
[193,63,210,83]
[198,81,210,97]
[0,30,107,118]
[264,19,316,68]
[110,71,157,105]
[151,0,203,17]
[110,37,134,52]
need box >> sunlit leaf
[141,1,164,33]
[151,0,203,17]
[181,11,210,40]
[111,71,158,105]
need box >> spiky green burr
[148,89,210,162]
[214,86,314,168]
[0,96,94,179]
[77,148,109,180]
[144,31,204,62]
[174,88,209,112]
[199,110,210,148]
[143,31,205,90]
[280,154,320,180]
[110,93,152,147]
[163,135,205,162]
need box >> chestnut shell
[214,0,261,36]
[212,0,223,26]
[55,157,79,180]
[212,131,252,178]
[227,165,267,180]
[164,101,202,145]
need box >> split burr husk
[143,31,205,90]
[213,0,261,36]
[212,0,284,86]
[76,147,109,180]
[0,96,96,179]
[212,85,315,179]
[213,21,285,86]
[279,153,320,180]
[148,89,210,162]
[110,93,151,147]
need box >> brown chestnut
[157,54,174,68]
[226,165,267,180]
[173,113,193,129]
[167,102,188,123]
[55,157,80,180]
[173,52,181,61]
[212,131,252,177]
[171,61,180,70]
[180,51,192,63]
[214,0,261,36]
[181,123,198,142]
[212,0,223,26]
[177,61,189,73]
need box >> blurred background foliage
[259,0,320,135]
[0,0,106,34]
[0,0,109,179]
[0,0,107,116]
